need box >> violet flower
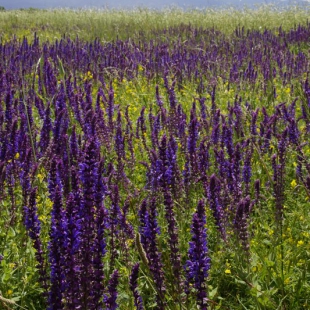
[234,196,252,253]
[79,138,100,289]
[109,185,122,267]
[48,184,65,310]
[105,270,119,310]
[221,120,234,158]
[138,198,166,308]
[129,263,144,310]
[198,140,210,179]
[38,103,52,155]
[207,174,226,240]
[90,204,107,309]
[62,192,81,309]
[211,110,220,146]
[185,200,210,310]
[242,142,253,195]
[187,110,199,159]
[23,187,48,292]
[155,85,163,108]
[107,83,115,132]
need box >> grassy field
[0,6,310,41]
[0,6,309,310]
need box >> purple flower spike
[39,103,52,155]
[254,179,260,203]
[24,187,41,245]
[187,113,199,157]
[48,185,65,310]
[90,204,107,309]
[23,187,48,292]
[107,82,115,132]
[242,142,253,195]
[221,120,234,158]
[105,270,119,310]
[155,85,164,108]
[185,200,210,310]
[211,110,220,146]
[138,198,166,308]
[207,174,226,240]
[129,263,144,310]
[234,196,252,253]
[198,140,210,178]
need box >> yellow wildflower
[37,174,44,182]
[291,179,297,188]
[297,240,304,247]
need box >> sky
[0,0,306,10]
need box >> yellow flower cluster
[83,70,93,82]
[225,260,231,274]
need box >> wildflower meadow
[0,6,309,310]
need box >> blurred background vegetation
[0,6,309,42]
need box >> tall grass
[0,5,309,41]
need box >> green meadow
[0,6,309,310]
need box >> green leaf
[7,227,15,237]
[257,294,271,306]
[265,259,275,267]
[262,239,272,246]
[11,296,21,302]
[2,271,11,282]
[268,288,278,296]
[209,286,218,299]
[235,279,246,285]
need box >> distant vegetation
[0,5,309,41]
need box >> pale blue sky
[0,0,304,10]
